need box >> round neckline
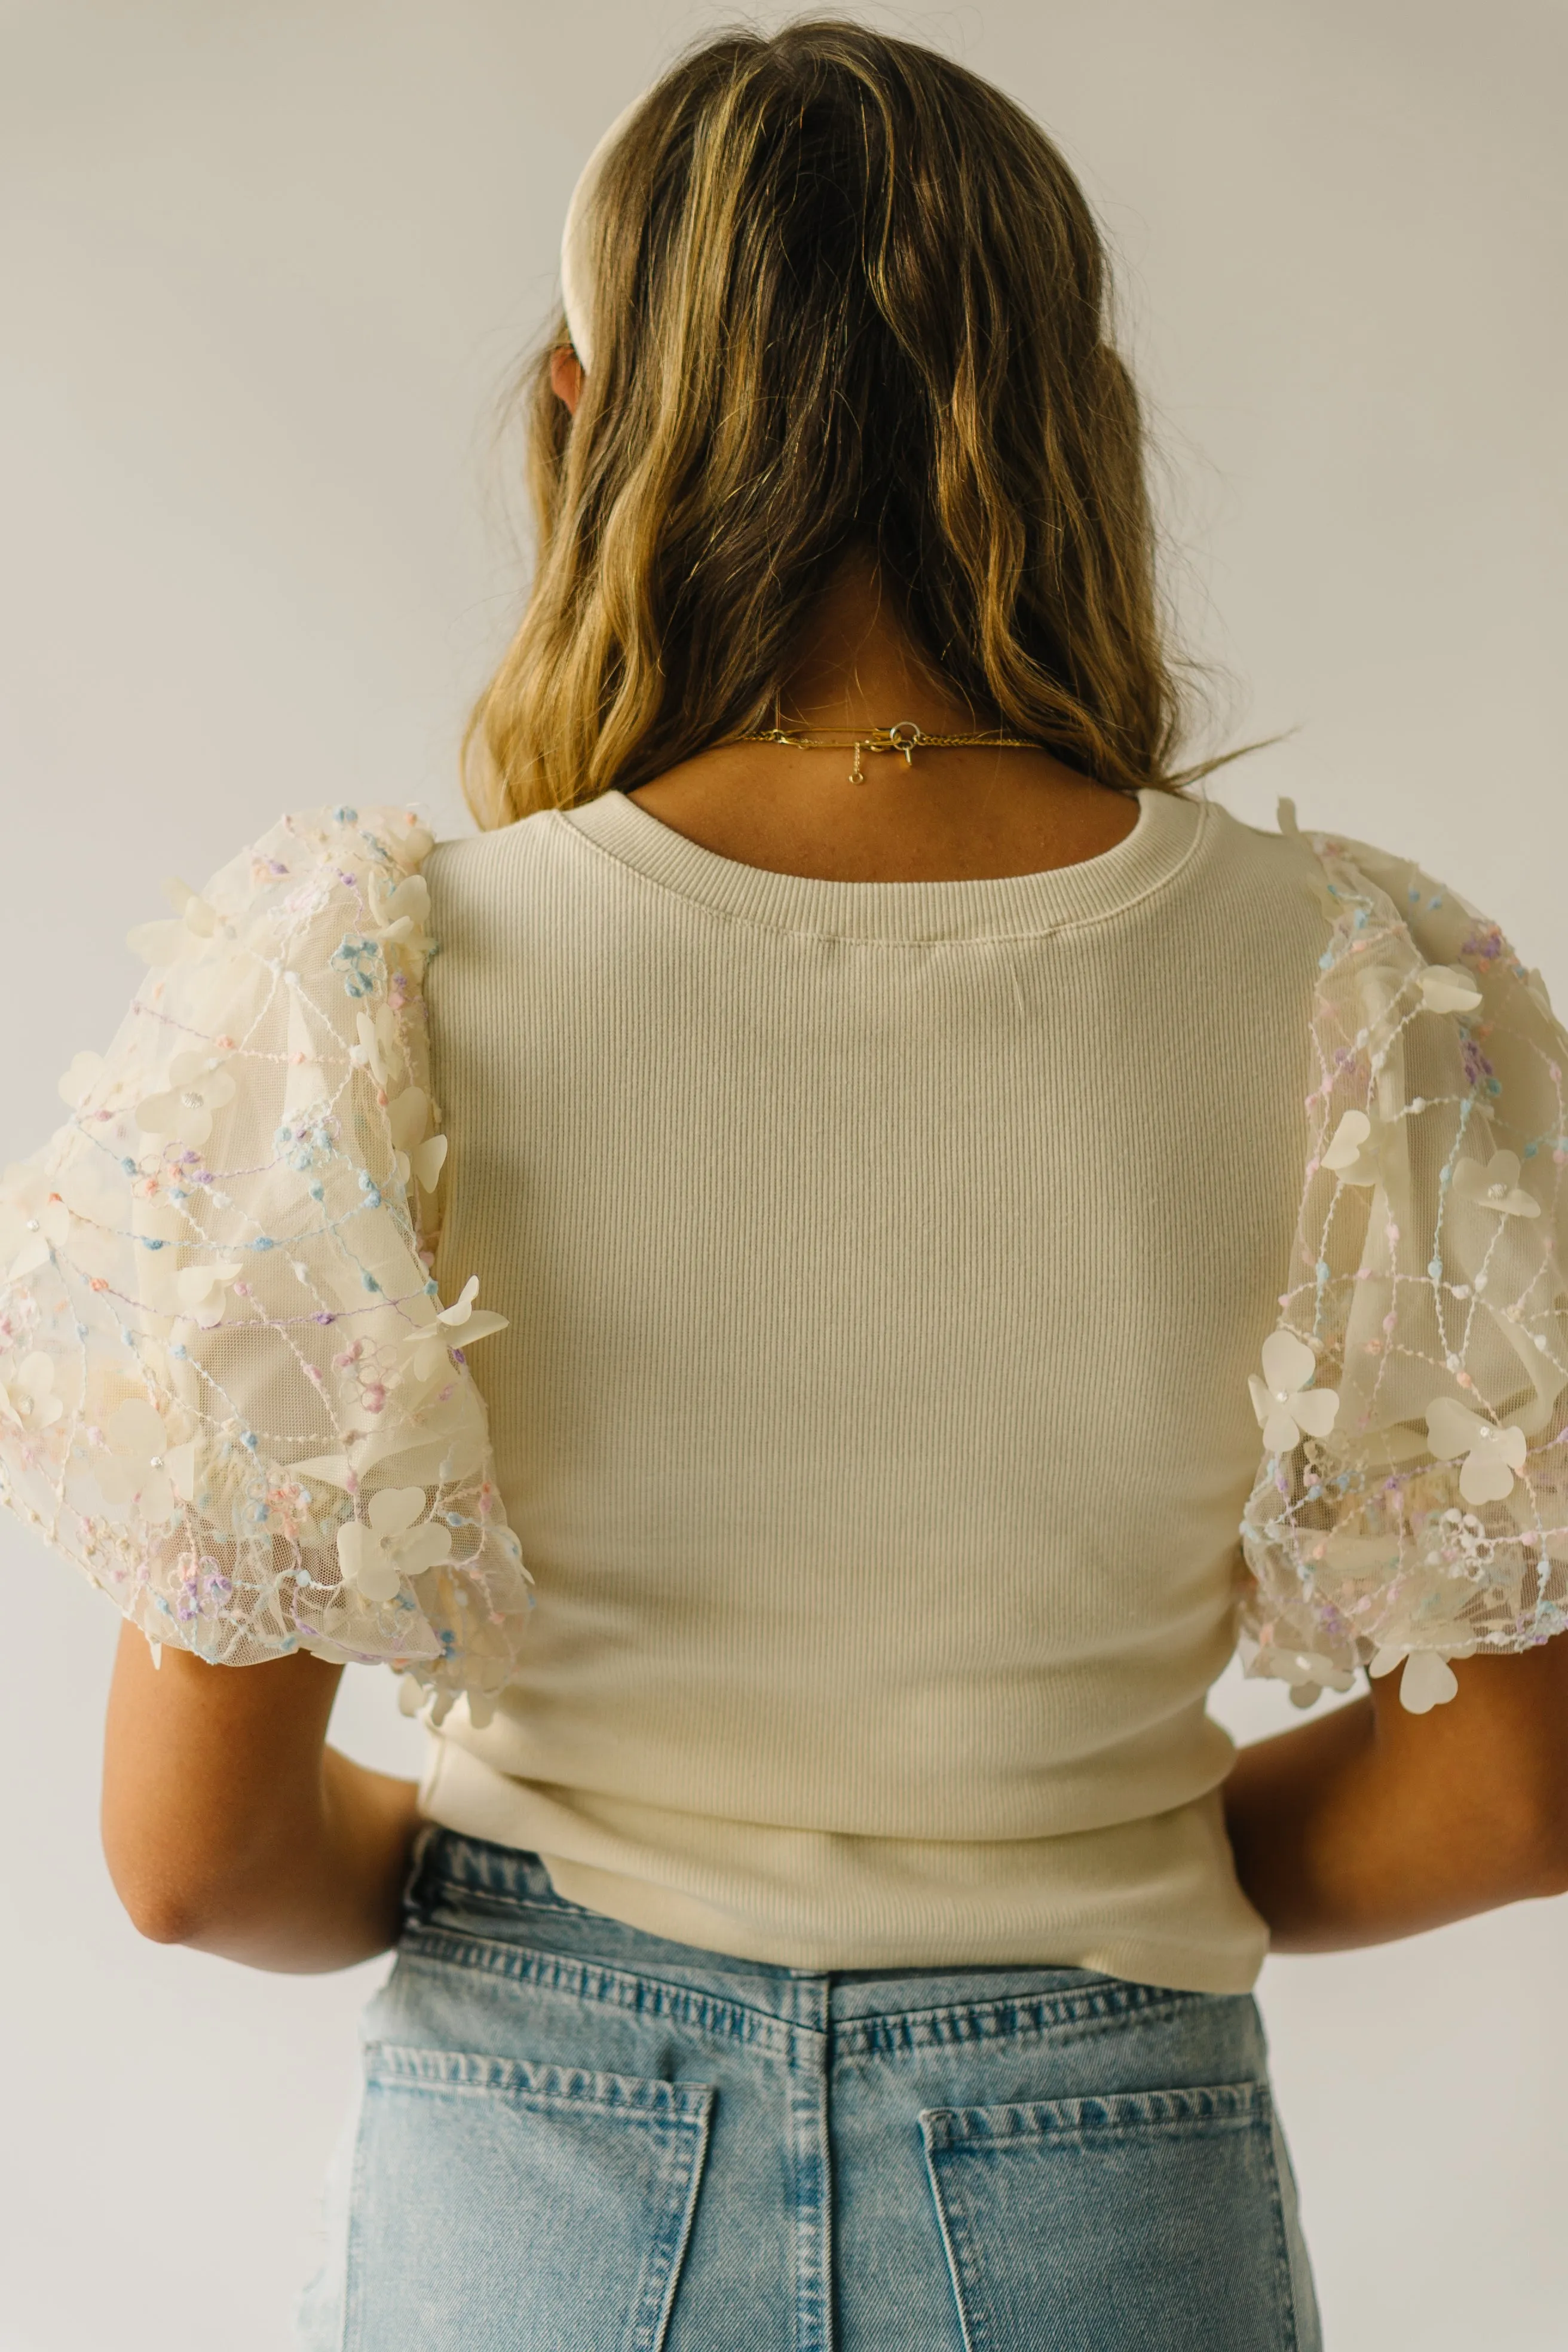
[555,785,1206,943]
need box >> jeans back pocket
[920,2080,1296,2352]
[345,2042,714,2352]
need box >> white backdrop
[2,3,1565,2347]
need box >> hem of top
[531,1893,1265,1997]
[408,1820,1266,1998]
[548,784,1214,945]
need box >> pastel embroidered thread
[0,806,532,1725]
[1241,813,1568,1717]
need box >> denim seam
[919,2129,984,2352]
[919,2080,1265,2145]
[635,2086,713,2352]
[831,1983,1208,2065]
[787,2038,833,2352]
[398,1921,1206,2078]
[397,1927,823,2065]
[924,2112,1268,2151]
[1258,2082,1301,2352]
[365,2040,716,2120]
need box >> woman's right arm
[1223,1637,1568,1949]
[101,1623,421,1973]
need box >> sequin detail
[0,807,531,1725]
[1242,814,1568,1714]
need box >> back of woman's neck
[629,553,1141,884]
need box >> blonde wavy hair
[464,20,1207,828]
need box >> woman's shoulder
[1196,795,1516,961]
[1265,801,1538,993]
[422,806,596,941]
[424,807,576,886]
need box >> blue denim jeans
[298,1829,1321,2351]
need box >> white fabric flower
[388,1085,429,1151]
[0,1166,71,1278]
[1370,1645,1460,1713]
[1321,1109,1378,1184]
[1419,964,1482,1015]
[57,1051,105,1110]
[1248,1330,1339,1454]
[1247,1637,1356,1708]
[1448,1149,1539,1218]
[0,803,531,1709]
[1425,1396,1527,1503]
[93,1399,195,1524]
[366,871,431,948]
[353,1006,402,1090]
[388,1085,447,1192]
[401,1275,509,1382]
[336,1485,453,1603]
[394,1135,448,1193]
[0,1351,65,1434]
[175,1260,244,1328]
[136,1052,237,1147]
[126,879,220,966]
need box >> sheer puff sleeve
[1241,803,1568,1714]
[0,804,531,1725]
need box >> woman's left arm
[101,1622,421,1973]
[1223,1639,1568,1950]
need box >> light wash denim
[298,1829,1320,2351]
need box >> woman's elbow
[103,1825,237,1947]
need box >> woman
[4,20,1566,2350]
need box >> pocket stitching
[363,2036,715,2124]
[632,2090,713,2352]
[919,2077,1267,2149]
[395,1925,815,2063]
[920,2078,1294,2352]
[341,2046,716,2352]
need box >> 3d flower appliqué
[56,1051,105,1110]
[0,805,531,1714]
[0,1352,64,1435]
[1371,1647,1460,1713]
[388,1084,447,1193]
[1321,1109,1378,1185]
[336,1486,453,1603]
[175,1260,244,1328]
[1425,1397,1527,1504]
[366,871,431,948]
[93,1400,195,1525]
[401,1275,509,1384]
[0,1168,70,1279]
[1448,1150,1540,1218]
[353,1006,402,1091]
[136,1053,237,1147]
[1419,964,1483,1015]
[1249,1330,1339,1454]
[126,878,221,967]
[1242,820,1568,1720]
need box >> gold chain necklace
[737,715,1040,785]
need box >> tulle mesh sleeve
[1240,804,1568,1713]
[0,804,531,1723]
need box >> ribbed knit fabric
[418,786,1329,1992]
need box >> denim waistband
[402,1826,1215,2037]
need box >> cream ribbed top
[417,785,1328,1992]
